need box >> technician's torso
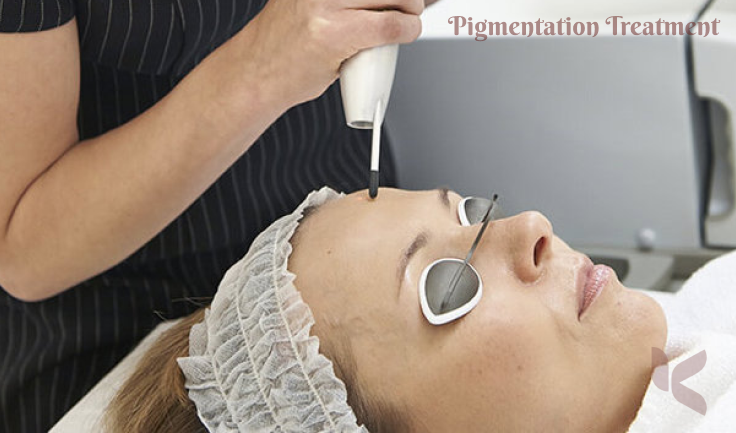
[0,1,396,431]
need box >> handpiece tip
[369,171,380,199]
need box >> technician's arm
[0,0,423,302]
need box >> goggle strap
[464,194,498,262]
[439,194,498,313]
[440,263,469,313]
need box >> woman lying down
[103,187,736,433]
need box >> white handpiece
[340,44,399,130]
[340,44,400,198]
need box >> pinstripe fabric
[0,0,398,431]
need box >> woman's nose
[503,211,554,283]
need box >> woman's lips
[578,263,612,319]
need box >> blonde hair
[104,306,410,433]
[104,309,207,432]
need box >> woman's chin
[646,293,668,350]
[623,287,668,355]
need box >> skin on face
[289,188,667,432]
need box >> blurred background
[384,0,736,291]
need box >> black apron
[0,1,397,431]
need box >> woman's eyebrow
[394,189,451,297]
[438,187,451,210]
[397,231,430,298]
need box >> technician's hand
[240,0,424,107]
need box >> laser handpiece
[339,44,399,200]
[369,101,383,198]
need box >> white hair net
[177,187,369,433]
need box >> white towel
[628,251,736,432]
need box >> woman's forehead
[320,188,453,222]
[302,189,446,251]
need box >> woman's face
[289,188,667,432]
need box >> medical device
[340,44,399,199]
[384,0,736,290]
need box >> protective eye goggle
[419,195,501,325]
